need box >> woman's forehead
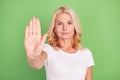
[55,13,72,21]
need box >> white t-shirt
[43,44,95,80]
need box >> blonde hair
[47,6,82,50]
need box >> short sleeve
[42,43,56,67]
[42,43,52,65]
[43,44,51,55]
[85,48,95,67]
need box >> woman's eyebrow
[55,20,62,23]
[68,20,73,22]
[56,19,72,22]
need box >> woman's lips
[62,32,69,34]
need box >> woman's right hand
[24,17,47,58]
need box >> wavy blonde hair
[47,6,82,50]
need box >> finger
[25,26,29,38]
[29,19,33,35]
[37,34,48,55]
[32,17,37,35]
[36,18,41,37]
[40,34,48,45]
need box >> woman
[24,6,95,80]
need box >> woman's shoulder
[43,43,56,56]
[43,43,55,51]
[78,47,93,60]
[79,45,85,50]
[78,45,92,53]
[44,43,52,48]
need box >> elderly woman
[24,6,95,80]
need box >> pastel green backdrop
[0,0,120,80]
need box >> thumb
[41,33,48,43]
[35,34,48,56]
[39,33,48,49]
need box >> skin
[24,13,93,80]
[54,13,76,53]
[24,17,47,69]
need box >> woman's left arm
[85,66,93,80]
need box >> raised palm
[24,17,47,57]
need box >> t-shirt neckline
[58,49,80,55]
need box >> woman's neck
[58,39,78,53]
[58,39,73,50]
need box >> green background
[0,0,120,80]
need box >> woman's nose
[63,24,67,30]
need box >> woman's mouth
[62,32,69,34]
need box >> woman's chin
[60,37,72,39]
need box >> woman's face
[54,13,75,39]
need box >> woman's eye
[57,22,62,25]
[68,22,73,25]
